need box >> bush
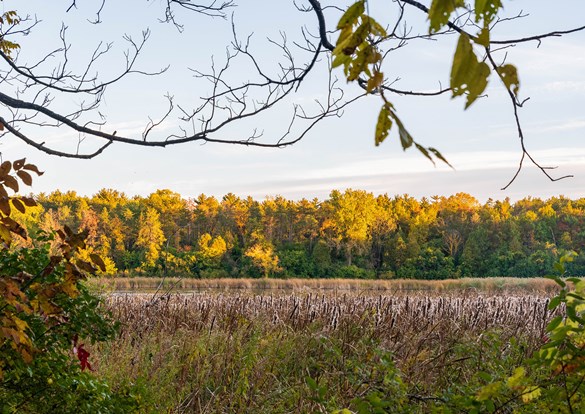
[0,159,140,413]
[397,247,455,279]
[0,231,141,412]
[277,248,314,278]
[333,264,375,279]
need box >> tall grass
[93,290,556,412]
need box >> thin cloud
[540,81,585,93]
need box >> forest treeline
[16,189,585,279]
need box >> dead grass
[92,286,560,412]
[90,276,559,295]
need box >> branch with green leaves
[308,0,585,187]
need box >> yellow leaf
[61,277,79,298]
[507,366,525,388]
[12,317,28,332]
[521,386,541,403]
[336,1,365,30]
[476,381,503,401]
[0,224,11,245]
[366,71,384,93]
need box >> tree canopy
[14,188,585,279]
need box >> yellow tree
[197,233,227,267]
[328,189,377,266]
[146,189,190,248]
[136,207,166,268]
[245,241,280,278]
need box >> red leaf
[73,336,93,371]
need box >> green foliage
[277,247,314,278]
[311,239,332,276]
[0,159,140,412]
[334,264,375,279]
[428,0,465,33]
[329,0,525,166]
[0,240,139,413]
[332,1,386,83]
[451,33,491,108]
[431,0,519,109]
[15,190,585,279]
[442,252,585,412]
[398,247,455,280]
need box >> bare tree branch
[0,0,582,188]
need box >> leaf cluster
[0,8,20,60]
[332,1,453,166]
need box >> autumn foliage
[0,159,139,412]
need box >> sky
[1,0,584,202]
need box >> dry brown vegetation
[93,276,560,295]
[94,289,558,412]
[107,291,554,338]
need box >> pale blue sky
[2,0,584,201]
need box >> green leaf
[566,306,585,324]
[415,143,434,165]
[476,26,490,47]
[375,104,393,146]
[337,1,365,30]
[546,315,563,332]
[332,52,351,69]
[477,371,492,382]
[346,22,370,54]
[428,0,465,33]
[347,42,371,80]
[496,64,520,95]
[548,296,562,310]
[366,16,388,37]
[391,112,413,150]
[429,147,453,168]
[474,0,503,24]
[450,33,491,108]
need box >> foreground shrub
[0,159,139,413]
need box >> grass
[89,276,560,295]
[92,289,556,412]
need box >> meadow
[91,278,561,413]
